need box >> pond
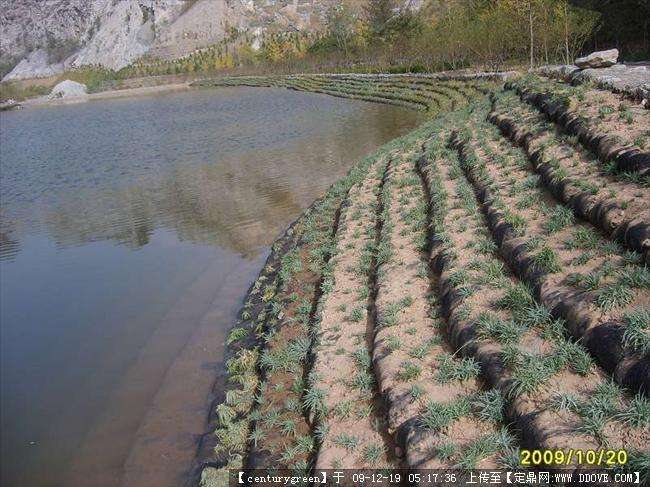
[0,86,423,486]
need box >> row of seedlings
[283,76,429,111]
[506,75,650,176]
[193,74,488,114]
[243,184,346,471]
[303,76,454,110]
[372,77,480,110]
[371,129,515,473]
[308,74,496,109]
[423,123,649,474]
[192,76,277,88]
[295,75,486,113]
[198,143,402,485]
[452,103,650,394]
[307,153,400,470]
[243,142,407,474]
[488,89,649,259]
[197,214,308,485]
[443,107,649,467]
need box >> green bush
[0,82,50,102]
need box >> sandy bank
[10,82,192,110]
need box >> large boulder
[48,80,88,99]
[575,49,619,69]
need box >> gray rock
[2,49,65,82]
[535,64,579,81]
[48,80,88,99]
[0,99,21,111]
[575,49,619,69]
[538,62,650,105]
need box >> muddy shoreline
[4,82,191,110]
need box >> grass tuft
[436,354,481,383]
[396,361,422,382]
[472,389,505,423]
[362,443,386,464]
[622,308,650,354]
[419,396,471,431]
[614,394,650,429]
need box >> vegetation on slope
[0,0,605,103]
[197,74,649,486]
[121,0,600,79]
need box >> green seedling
[419,396,471,431]
[622,308,650,354]
[397,361,422,382]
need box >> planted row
[507,75,650,177]
[198,137,414,484]
[372,132,515,470]
[451,105,649,395]
[192,75,489,114]
[309,155,397,469]
[422,122,648,467]
[489,89,649,259]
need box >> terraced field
[193,73,495,113]
[196,73,649,486]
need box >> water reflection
[0,87,423,486]
[0,214,20,260]
[1,87,421,260]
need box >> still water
[0,87,423,486]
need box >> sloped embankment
[196,74,649,487]
[192,73,507,114]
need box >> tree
[555,1,600,63]
[364,0,396,40]
[325,4,356,56]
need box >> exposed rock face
[2,49,67,81]
[48,79,88,98]
[2,0,373,81]
[145,0,245,60]
[0,0,93,65]
[2,0,184,80]
[69,0,183,70]
[575,49,619,69]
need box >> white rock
[2,49,65,82]
[48,80,88,99]
[575,49,619,69]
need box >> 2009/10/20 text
[520,449,628,466]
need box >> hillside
[1,0,369,81]
[193,72,649,486]
[2,0,647,84]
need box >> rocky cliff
[1,0,183,79]
[1,0,364,81]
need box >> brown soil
[311,157,398,469]
[450,134,646,454]
[577,90,650,150]
[199,75,649,486]
[471,122,649,333]
[373,144,498,469]
[519,76,650,151]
